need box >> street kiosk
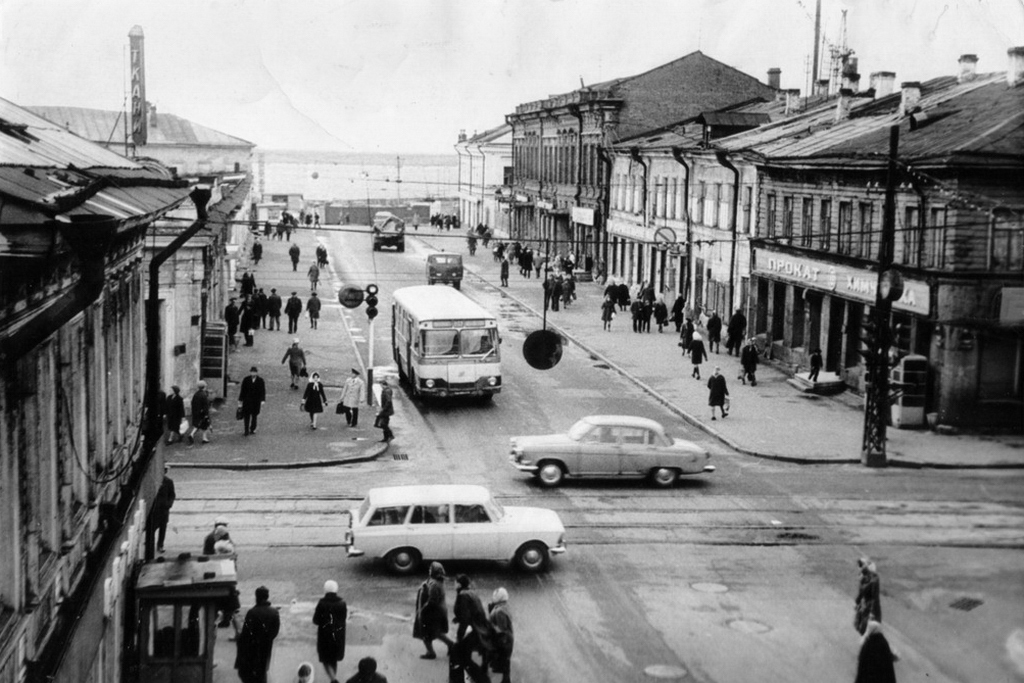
[134,554,237,683]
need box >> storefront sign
[607,219,651,242]
[515,194,530,203]
[537,200,554,211]
[129,31,147,146]
[752,248,930,315]
[571,206,594,225]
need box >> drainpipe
[715,151,741,314]
[568,104,584,254]
[596,146,614,273]
[0,215,118,365]
[671,147,692,301]
[629,146,648,284]
[144,186,211,444]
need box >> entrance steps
[787,371,847,396]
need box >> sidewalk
[419,233,1024,469]
[165,226,389,470]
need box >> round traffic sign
[654,226,678,245]
[338,286,365,308]
[523,329,564,370]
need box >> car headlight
[425,379,435,388]
[487,376,497,386]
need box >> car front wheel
[514,541,549,572]
[537,462,565,488]
[650,467,679,488]
[385,547,421,575]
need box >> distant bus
[391,286,501,399]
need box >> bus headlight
[487,376,497,386]
[425,379,435,388]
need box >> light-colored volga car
[344,485,566,574]
[510,415,715,488]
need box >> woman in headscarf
[302,372,328,430]
[854,620,897,683]
[313,579,347,683]
[488,587,515,683]
[414,562,454,659]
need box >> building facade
[455,125,513,237]
[0,99,193,683]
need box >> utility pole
[812,0,822,86]
[861,125,899,467]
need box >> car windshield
[567,418,595,441]
[461,328,497,358]
[423,329,460,356]
[431,255,459,265]
[485,494,504,521]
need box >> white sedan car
[344,484,566,574]
[510,415,715,487]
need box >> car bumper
[703,465,716,473]
[509,454,538,473]
[550,541,567,555]
[346,546,365,558]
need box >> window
[991,209,1024,270]
[581,425,616,443]
[410,505,449,524]
[661,178,669,219]
[901,206,920,266]
[819,199,832,250]
[782,196,794,240]
[616,427,652,445]
[423,330,460,356]
[460,329,497,357]
[743,186,753,232]
[838,201,853,254]
[455,504,491,523]
[857,203,874,258]
[924,207,946,268]
[765,193,777,238]
[669,178,678,219]
[801,198,814,247]
[697,182,706,224]
[368,506,410,526]
[713,183,722,227]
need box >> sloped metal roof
[696,111,771,127]
[27,105,254,148]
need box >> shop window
[765,193,777,238]
[924,208,946,268]
[990,209,1024,271]
[900,206,921,266]
[838,201,853,255]
[782,196,794,240]
[857,203,874,258]
[801,198,814,247]
[819,199,832,251]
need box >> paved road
[171,225,1024,683]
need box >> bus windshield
[422,328,498,358]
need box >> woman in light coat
[302,372,328,429]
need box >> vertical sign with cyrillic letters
[129,29,147,146]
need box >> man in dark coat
[165,385,186,445]
[289,242,301,271]
[238,366,266,436]
[726,309,747,355]
[239,297,257,347]
[689,332,708,380]
[707,367,729,420]
[680,318,695,355]
[313,580,347,683]
[225,298,240,349]
[376,377,395,442]
[267,288,282,331]
[451,575,492,681]
[240,270,256,297]
[251,239,262,265]
[499,257,509,287]
[235,586,280,683]
[706,311,723,353]
[615,282,630,311]
[740,338,759,386]
[306,292,322,329]
[188,381,211,446]
[152,465,175,552]
[809,348,823,382]
[671,296,686,332]
[415,562,454,659]
[255,288,269,329]
[285,292,303,334]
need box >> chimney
[767,68,782,90]
[899,81,922,117]
[128,25,147,146]
[835,88,854,122]
[957,54,978,83]
[1008,46,1024,88]
[815,78,830,97]
[841,57,860,91]
[458,129,467,143]
[785,89,802,115]
[870,71,896,98]
[149,103,157,127]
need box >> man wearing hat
[339,368,365,427]
[188,381,211,446]
[152,465,176,553]
[285,291,304,334]
[239,366,267,436]
[235,586,280,683]
[375,376,394,442]
[281,338,308,390]
[203,517,230,555]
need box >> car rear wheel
[385,547,421,575]
[537,462,565,488]
[514,541,549,572]
[453,281,461,290]
[651,467,679,488]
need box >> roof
[27,105,254,148]
[392,285,496,322]
[366,485,493,508]
[696,111,772,127]
[0,97,192,235]
[466,123,512,144]
[578,415,665,432]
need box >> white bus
[391,286,501,399]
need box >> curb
[170,441,390,470]
[428,242,1024,471]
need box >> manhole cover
[691,582,728,593]
[727,619,771,634]
[776,531,820,541]
[644,664,687,679]
[392,453,408,461]
[950,597,983,612]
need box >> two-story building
[455,125,513,237]
[507,51,777,275]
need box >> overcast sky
[2,0,1022,154]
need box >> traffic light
[365,283,379,320]
[859,318,879,367]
